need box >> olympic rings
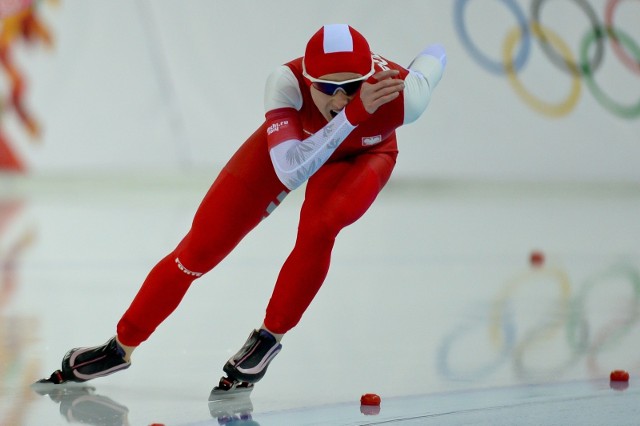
[437,261,640,382]
[454,0,640,119]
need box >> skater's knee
[298,214,343,243]
[172,241,218,275]
[173,256,205,278]
[173,234,231,274]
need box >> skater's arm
[402,44,447,124]
[263,66,361,191]
[265,107,358,191]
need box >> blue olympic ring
[454,0,531,75]
[436,305,517,381]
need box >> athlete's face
[310,72,363,122]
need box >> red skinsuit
[117,52,439,345]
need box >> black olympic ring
[531,0,605,76]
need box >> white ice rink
[1,173,639,425]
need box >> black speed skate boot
[210,329,282,399]
[34,336,131,386]
[224,329,282,383]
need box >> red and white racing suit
[116,48,444,346]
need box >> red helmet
[303,24,374,80]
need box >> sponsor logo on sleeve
[362,135,382,146]
[267,120,289,135]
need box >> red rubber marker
[610,370,630,382]
[360,393,381,406]
[530,250,544,267]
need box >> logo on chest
[362,135,382,146]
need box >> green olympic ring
[567,263,640,354]
[581,27,640,119]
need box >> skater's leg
[116,170,273,347]
[221,152,396,385]
[38,168,283,386]
[264,151,396,334]
[39,126,289,385]
[117,128,288,348]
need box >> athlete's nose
[332,90,351,108]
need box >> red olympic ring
[605,0,640,75]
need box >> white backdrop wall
[3,0,640,182]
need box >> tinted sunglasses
[302,62,375,97]
[312,78,366,96]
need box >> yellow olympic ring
[490,265,572,348]
[491,265,574,378]
[503,23,582,118]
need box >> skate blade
[208,383,254,402]
[31,380,95,396]
[30,371,89,393]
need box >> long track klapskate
[32,337,130,389]
[209,329,282,400]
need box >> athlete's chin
[320,111,334,122]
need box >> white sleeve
[403,44,447,124]
[269,110,357,190]
[264,65,361,190]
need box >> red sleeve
[265,107,304,150]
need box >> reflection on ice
[32,385,129,426]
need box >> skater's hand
[359,70,405,115]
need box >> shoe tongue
[112,340,126,358]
